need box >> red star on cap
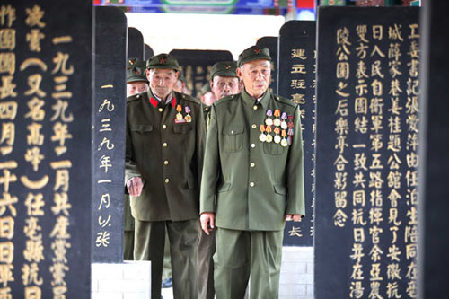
[160,57,166,64]
[254,48,261,54]
[225,65,231,69]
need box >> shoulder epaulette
[127,93,141,102]
[273,94,297,108]
[214,93,238,107]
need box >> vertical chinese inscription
[92,6,127,262]
[0,1,92,296]
[316,7,419,299]
[278,21,316,246]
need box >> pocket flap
[274,184,287,195]
[223,127,244,135]
[130,124,153,133]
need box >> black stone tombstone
[169,49,233,98]
[315,7,420,299]
[256,37,278,94]
[0,1,92,297]
[128,27,144,60]
[92,6,127,263]
[145,44,154,60]
[277,21,316,246]
[418,0,449,297]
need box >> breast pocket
[173,123,192,134]
[130,124,153,135]
[263,142,286,155]
[223,127,244,153]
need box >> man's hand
[127,177,143,197]
[286,214,303,222]
[200,213,216,235]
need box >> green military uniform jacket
[126,89,205,222]
[200,90,305,231]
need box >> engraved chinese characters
[278,21,316,246]
[92,6,127,263]
[315,7,419,299]
[0,1,92,297]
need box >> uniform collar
[147,89,176,109]
[241,88,270,110]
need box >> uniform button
[158,108,163,112]
[250,182,255,187]
[250,162,255,168]
[162,142,168,147]
[164,178,170,183]
[253,105,258,110]
[164,160,168,165]
[251,143,256,148]
[251,124,257,129]
[162,124,167,129]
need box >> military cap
[200,83,212,96]
[178,69,188,84]
[237,46,271,67]
[127,57,148,84]
[146,53,180,71]
[209,61,238,81]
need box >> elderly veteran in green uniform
[124,57,149,260]
[198,60,240,299]
[126,53,205,299]
[200,46,305,299]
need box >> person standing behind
[200,46,305,299]
[124,58,148,260]
[126,54,205,299]
[198,61,240,299]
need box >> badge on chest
[260,109,295,147]
[174,104,192,124]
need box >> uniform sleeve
[196,102,206,190]
[286,105,305,215]
[200,104,219,214]
[125,108,143,185]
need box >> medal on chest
[265,126,273,143]
[273,127,281,144]
[265,109,273,126]
[259,125,267,142]
[273,110,281,127]
[184,106,192,123]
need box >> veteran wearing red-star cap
[200,46,305,298]
[126,53,205,299]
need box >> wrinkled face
[211,75,240,100]
[172,78,184,93]
[147,68,178,99]
[201,91,217,107]
[237,59,271,99]
[127,82,148,97]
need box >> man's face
[237,59,271,99]
[201,92,217,107]
[147,68,178,99]
[127,82,148,97]
[172,78,184,93]
[210,75,240,100]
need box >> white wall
[126,13,285,59]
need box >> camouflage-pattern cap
[210,61,238,81]
[127,57,148,84]
[237,46,271,67]
[146,53,180,71]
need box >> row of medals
[175,104,192,123]
[259,110,294,147]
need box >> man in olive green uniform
[126,54,205,299]
[124,58,149,260]
[198,61,240,299]
[200,47,305,299]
